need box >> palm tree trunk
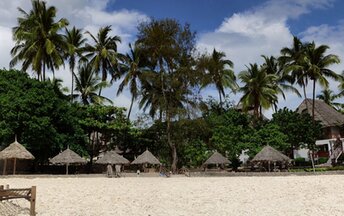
[312,79,316,123]
[127,96,135,120]
[302,80,309,111]
[167,110,177,173]
[71,68,74,103]
[219,91,223,109]
[43,60,46,81]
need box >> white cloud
[197,0,336,118]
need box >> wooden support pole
[3,159,7,175]
[0,185,3,201]
[66,163,69,175]
[30,186,36,216]
[13,158,17,175]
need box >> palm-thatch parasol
[203,151,231,166]
[0,137,35,175]
[95,151,130,165]
[251,145,291,171]
[50,148,87,174]
[131,149,161,165]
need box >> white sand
[1,175,344,216]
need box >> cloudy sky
[1,0,344,119]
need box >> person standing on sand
[107,164,113,178]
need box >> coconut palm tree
[64,26,87,102]
[199,49,237,106]
[279,36,309,104]
[303,42,340,120]
[316,88,342,110]
[10,0,69,81]
[261,55,301,101]
[117,43,148,119]
[238,63,279,119]
[83,26,121,92]
[74,63,112,105]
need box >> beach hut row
[0,136,291,174]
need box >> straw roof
[203,151,231,165]
[95,151,129,165]
[0,141,35,160]
[296,99,344,127]
[131,150,161,165]
[251,145,291,162]
[50,148,86,165]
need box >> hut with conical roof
[50,148,87,174]
[0,138,35,175]
[131,150,161,173]
[203,151,231,170]
[251,145,291,171]
[95,151,130,165]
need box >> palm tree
[64,27,87,102]
[74,63,112,105]
[261,55,301,102]
[83,26,121,93]
[117,43,148,119]
[303,42,340,121]
[279,36,309,106]
[10,0,69,81]
[198,49,237,106]
[317,88,342,110]
[238,63,279,119]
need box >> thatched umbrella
[251,145,291,171]
[0,137,35,175]
[131,149,161,165]
[95,151,130,165]
[50,148,87,174]
[203,151,231,166]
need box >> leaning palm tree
[198,49,237,106]
[303,42,340,121]
[238,63,279,119]
[10,0,69,81]
[74,63,112,105]
[64,27,87,102]
[117,43,148,119]
[83,26,121,93]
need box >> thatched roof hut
[131,150,161,165]
[95,151,130,165]
[296,99,344,127]
[0,139,35,175]
[203,151,231,165]
[50,149,86,165]
[251,145,291,162]
[50,148,86,175]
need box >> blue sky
[1,0,344,119]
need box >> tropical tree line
[5,0,344,172]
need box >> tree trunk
[219,91,223,109]
[312,79,316,123]
[127,96,135,120]
[71,68,74,103]
[167,111,177,173]
[43,60,46,81]
[302,80,309,111]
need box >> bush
[294,157,311,166]
[317,157,328,164]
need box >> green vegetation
[2,0,344,172]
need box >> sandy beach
[1,175,344,216]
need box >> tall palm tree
[303,42,340,121]
[238,63,279,119]
[261,55,301,102]
[10,0,69,81]
[74,63,112,105]
[117,43,148,119]
[316,88,342,110]
[198,49,237,106]
[64,26,87,102]
[279,36,309,107]
[83,26,121,93]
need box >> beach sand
[1,175,344,216]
